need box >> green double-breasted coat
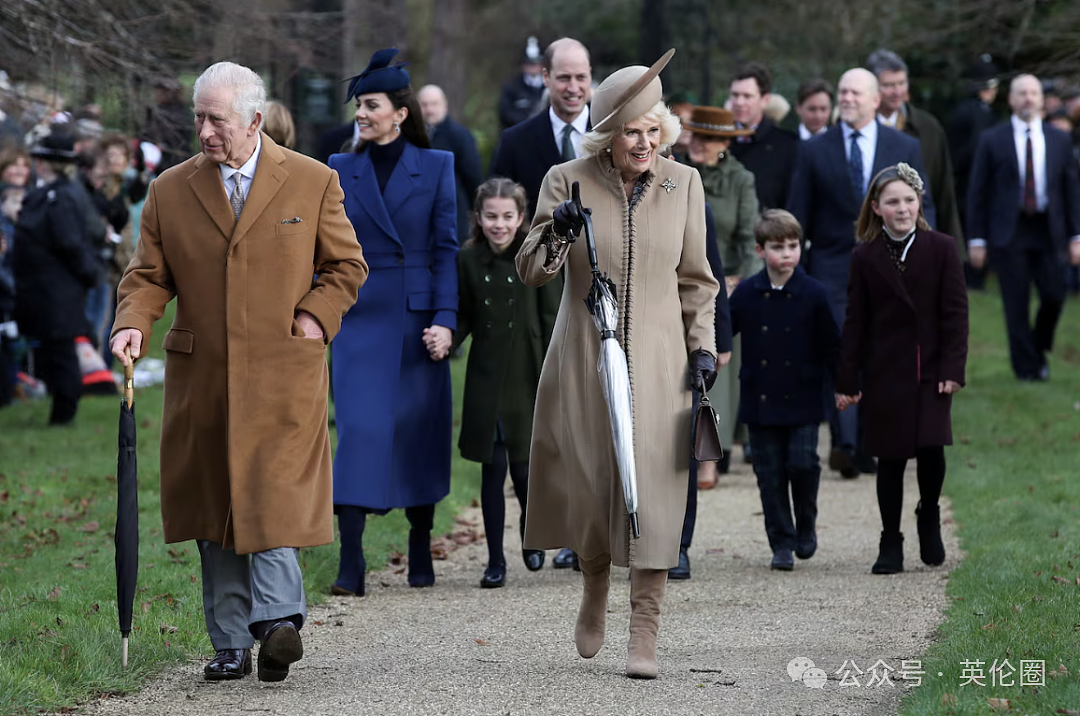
[454,235,562,464]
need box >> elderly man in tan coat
[517,50,720,680]
[110,62,367,683]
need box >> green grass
[900,288,1080,715]
[0,301,479,714]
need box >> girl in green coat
[454,178,562,588]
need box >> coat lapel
[187,154,235,240]
[867,236,916,311]
[229,134,289,251]
[382,142,421,220]
[350,150,400,243]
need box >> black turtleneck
[367,134,406,194]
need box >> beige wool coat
[516,153,718,570]
[112,133,368,555]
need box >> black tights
[876,446,946,534]
[480,442,529,566]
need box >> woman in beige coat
[516,50,719,679]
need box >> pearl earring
[393,121,400,133]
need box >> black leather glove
[690,348,717,393]
[552,199,588,240]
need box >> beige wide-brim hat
[591,49,676,134]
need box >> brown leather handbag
[691,394,724,462]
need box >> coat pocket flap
[407,292,434,311]
[162,328,194,354]
[275,221,311,237]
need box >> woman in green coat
[453,177,562,588]
[685,106,760,483]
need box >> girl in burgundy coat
[836,163,968,575]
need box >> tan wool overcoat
[516,154,718,570]
[112,133,368,554]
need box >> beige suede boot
[626,568,667,679]
[574,553,611,658]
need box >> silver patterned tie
[229,173,245,220]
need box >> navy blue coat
[729,267,838,426]
[966,121,1080,255]
[329,143,459,510]
[787,122,936,325]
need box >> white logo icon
[788,657,828,688]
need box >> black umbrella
[567,181,641,539]
[115,349,138,668]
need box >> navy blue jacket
[729,267,838,426]
[966,121,1080,254]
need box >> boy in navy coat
[729,210,839,570]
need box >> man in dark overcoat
[419,84,483,244]
[729,62,800,211]
[966,73,1080,381]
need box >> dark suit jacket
[490,109,590,217]
[703,202,733,354]
[966,121,1080,254]
[729,267,838,426]
[837,230,967,459]
[948,97,997,217]
[430,116,483,242]
[317,122,355,164]
[729,119,799,211]
[903,105,965,253]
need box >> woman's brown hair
[466,177,528,248]
[855,163,931,242]
[353,87,430,152]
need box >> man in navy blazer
[787,67,936,476]
[490,38,592,218]
[967,74,1080,381]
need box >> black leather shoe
[256,621,303,682]
[829,449,859,479]
[552,548,576,569]
[204,648,252,681]
[668,547,691,580]
[771,548,794,571]
[795,531,817,560]
[523,549,545,571]
[480,562,506,588]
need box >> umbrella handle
[123,347,134,408]
[568,181,600,272]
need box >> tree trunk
[427,0,469,122]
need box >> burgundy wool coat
[837,229,968,460]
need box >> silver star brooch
[661,177,677,194]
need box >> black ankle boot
[407,529,435,587]
[871,532,904,574]
[915,501,945,566]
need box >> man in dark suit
[787,67,936,477]
[729,62,800,211]
[966,73,1080,381]
[867,49,965,257]
[419,84,482,243]
[490,37,592,218]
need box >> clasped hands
[422,325,453,361]
[834,381,961,411]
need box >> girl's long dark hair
[466,177,528,248]
[353,86,430,151]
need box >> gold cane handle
[123,347,134,408]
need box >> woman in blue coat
[329,49,458,596]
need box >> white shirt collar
[220,133,261,184]
[842,118,878,144]
[549,105,589,136]
[1011,114,1042,136]
[798,123,827,140]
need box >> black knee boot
[871,532,904,574]
[333,507,366,596]
[405,505,435,588]
[915,502,945,566]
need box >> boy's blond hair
[754,208,802,247]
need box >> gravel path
[81,433,957,716]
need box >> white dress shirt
[1011,115,1047,212]
[841,119,878,193]
[798,123,827,141]
[219,134,261,202]
[549,105,589,160]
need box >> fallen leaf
[0,491,7,502]
[159,624,178,634]
[941,693,957,706]
[987,697,1012,711]
[88,603,99,614]
[79,521,99,533]
[1027,484,1035,492]
[312,620,324,626]
[1051,530,1060,538]
[1048,663,1069,678]
[470,498,480,508]
[473,638,489,646]
[104,474,116,482]
[47,586,60,601]
[982,622,995,630]
[1051,576,1070,584]
[430,545,449,561]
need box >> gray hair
[865,49,908,78]
[579,101,681,158]
[193,62,266,127]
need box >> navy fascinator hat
[344,48,411,103]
